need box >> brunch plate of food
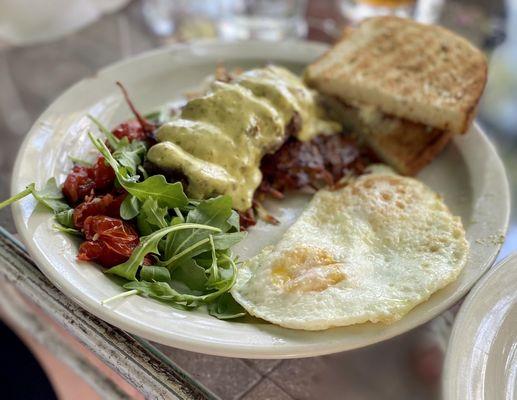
[4,17,510,358]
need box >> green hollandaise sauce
[147,66,340,211]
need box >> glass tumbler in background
[142,0,221,40]
[337,0,416,22]
[217,0,308,41]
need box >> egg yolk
[271,247,346,293]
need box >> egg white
[231,167,468,330]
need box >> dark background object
[0,320,57,400]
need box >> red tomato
[62,156,115,204]
[91,156,115,191]
[73,193,126,229]
[112,119,147,142]
[78,216,139,268]
[62,165,96,204]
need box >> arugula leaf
[105,223,222,280]
[122,247,238,307]
[227,210,241,232]
[120,195,140,220]
[159,237,210,267]
[112,140,146,176]
[123,281,194,302]
[88,114,127,150]
[140,266,171,282]
[136,212,153,236]
[53,224,82,236]
[122,175,188,209]
[208,293,246,320]
[212,231,246,250]
[0,179,70,214]
[138,165,149,180]
[89,133,188,209]
[188,195,234,232]
[55,209,75,228]
[140,198,168,229]
[32,178,70,213]
[124,264,234,304]
[206,235,221,288]
[89,115,146,176]
[170,259,208,291]
[160,231,245,268]
[0,185,34,210]
[164,196,234,260]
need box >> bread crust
[323,97,454,175]
[306,16,488,135]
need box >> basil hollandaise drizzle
[147,66,340,211]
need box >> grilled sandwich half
[305,16,487,175]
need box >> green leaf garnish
[105,223,221,280]
[31,178,70,213]
[89,132,188,209]
[0,179,70,214]
[163,195,234,261]
[53,224,82,236]
[123,255,236,304]
[88,114,127,150]
[112,140,146,176]
[55,209,75,228]
[170,259,207,291]
[140,265,171,282]
[140,198,168,229]
[208,293,246,320]
[120,195,140,220]
[0,184,34,210]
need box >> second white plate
[443,254,517,400]
[11,40,510,358]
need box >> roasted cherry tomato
[62,156,115,204]
[73,193,125,229]
[112,119,147,142]
[91,156,115,191]
[62,165,96,204]
[78,216,139,268]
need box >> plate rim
[10,40,511,358]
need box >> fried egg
[231,166,468,330]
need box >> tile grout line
[234,360,288,400]
[234,376,294,400]
[234,376,265,400]
[263,359,285,378]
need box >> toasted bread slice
[306,16,487,135]
[324,97,453,175]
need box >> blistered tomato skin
[62,165,96,204]
[62,156,115,204]
[112,119,147,142]
[78,216,139,268]
[73,193,125,229]
[91,157,115,191]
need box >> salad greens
[0,178,76,238]
[90,120,247,315]
[89,132,188,209]
[0,116,247,319]
[0,178,70,214]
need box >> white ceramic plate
[443,253,517,400]
[12,41,510,358]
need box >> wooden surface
[0,1,515,399]
[0,229,215,399]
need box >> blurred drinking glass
[142,0,220,40]
[337,0,416,22]
[217,0,308,40]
